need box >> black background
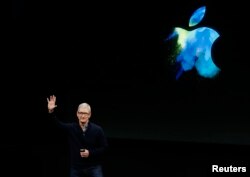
[12,0,249,144]
[11,0,250,176]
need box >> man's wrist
[48,109,54,113]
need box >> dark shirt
[49,112,108,170]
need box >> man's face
[77,107,91,125]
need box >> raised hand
[47,95,57,112]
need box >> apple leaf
[189,6,206,27]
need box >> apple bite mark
[167,6,221,79]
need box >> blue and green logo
[167,6,220,79]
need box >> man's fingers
[50,95,56,102]
[47,95,56,102]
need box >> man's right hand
[47,95,57,113]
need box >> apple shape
[167,6,221,79]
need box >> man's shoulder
[89,122,103,130]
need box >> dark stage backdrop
[12,0,249,146]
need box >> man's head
[77,103,91,126]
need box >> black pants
[70,165,103,177]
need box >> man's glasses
[77,111,90,115]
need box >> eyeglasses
[77,111,90,115]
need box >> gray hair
[78,103,91,113]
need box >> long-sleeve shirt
[49,112,108,169]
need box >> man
[47,95,108,177]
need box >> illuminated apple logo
[167,6,220,79]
